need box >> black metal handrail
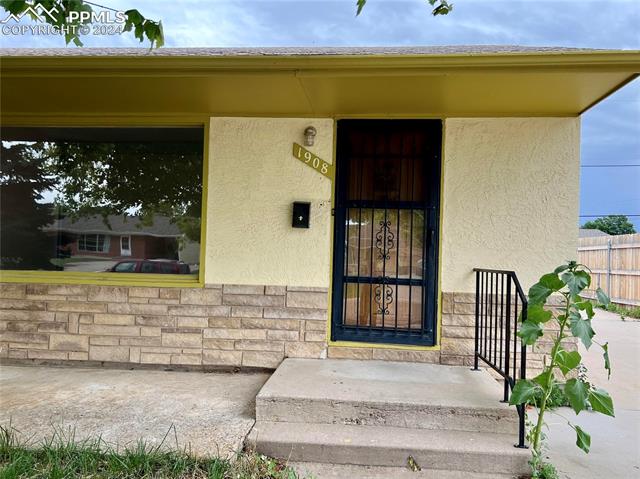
[473,268,527,448]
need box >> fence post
[606,238,612,298]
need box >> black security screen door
[331,120,442,346]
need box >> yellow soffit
[1,50,639,118]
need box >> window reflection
[0,127,203,275]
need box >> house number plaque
[292,143,334,180]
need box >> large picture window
[0,127,204,276]
[78,234,110,253]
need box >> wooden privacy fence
[578,233,640,306]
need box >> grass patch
[0,425,309,479]
[596,302,640,320]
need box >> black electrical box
[292,202,311,228]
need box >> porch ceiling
[1,48,639,120]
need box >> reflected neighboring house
[43,215,199,264]
[579,228,611,238]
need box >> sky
[1,0,639,229]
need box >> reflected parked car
[106,259,191,274]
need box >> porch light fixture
[303,126,317,146]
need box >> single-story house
[0,46,638,474]
[42,214,199,270]
[579,227,611,238]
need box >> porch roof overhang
[1,47,639,122]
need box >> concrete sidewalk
[546,309,640,478]
[0,365,269,457]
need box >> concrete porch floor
[258,358,514,411]
[0,365,269,457]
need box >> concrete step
[290,462,524,479]
[247,421,530,476]
[256,358,519,434]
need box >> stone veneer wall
[327,292,574,378]
[0,283,329,368]
[0,285,571,374]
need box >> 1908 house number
[292,143,334,180]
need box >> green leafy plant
[528,381,570,409]
[509,261,613,477]
[0,0,163,47]
[356,0,453,16]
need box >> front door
[331,120,441,346]
[120,235,132,256]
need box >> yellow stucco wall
[206,117,334,287]
[205,117,580,292]
[441,118,581,292]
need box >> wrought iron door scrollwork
[374,278,394,315]
[375,219,395,260]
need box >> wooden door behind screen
[331,120,441,346]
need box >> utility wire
[579,214,640,217]
[581,164,640,168]
[84,1,119,13]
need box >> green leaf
[356,0,366,15]
[565,378,590,414]
[596,287,610,307]
[0,1,28,15]
[576,301,595,319]
[539,272,565,291]
[561,270,591,296]
[556,350,581,376]
[574,425,591,453]
[527,304,553,324]
[432,3,452,15]
[602,342,611,379]
[125,9,144,25]
[528,282,552,306]
[570,313,595,349]
[518,320,544,345]
[134,23,144,42]
[154,21,164,48]
[509,379,541,406]
[142,21,164,49]
[532,369,552,388]
[588,388,615,417]
[554,264,570,274]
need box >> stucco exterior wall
[206,117,334,287]
[441,117,581,292]
[206,116,580,294]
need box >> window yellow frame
[0,115,210,289]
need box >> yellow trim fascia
[3,51,639,76]
[0,271,201,288]
[325,119,338,348]
[324,117,444,352]
[0,115,208,127]
[579,72,640,115]
[198,120,210,286]
[2,112,586,123]
[329,340,440,351]
[0,115,209,289]
[436,119,446,346]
